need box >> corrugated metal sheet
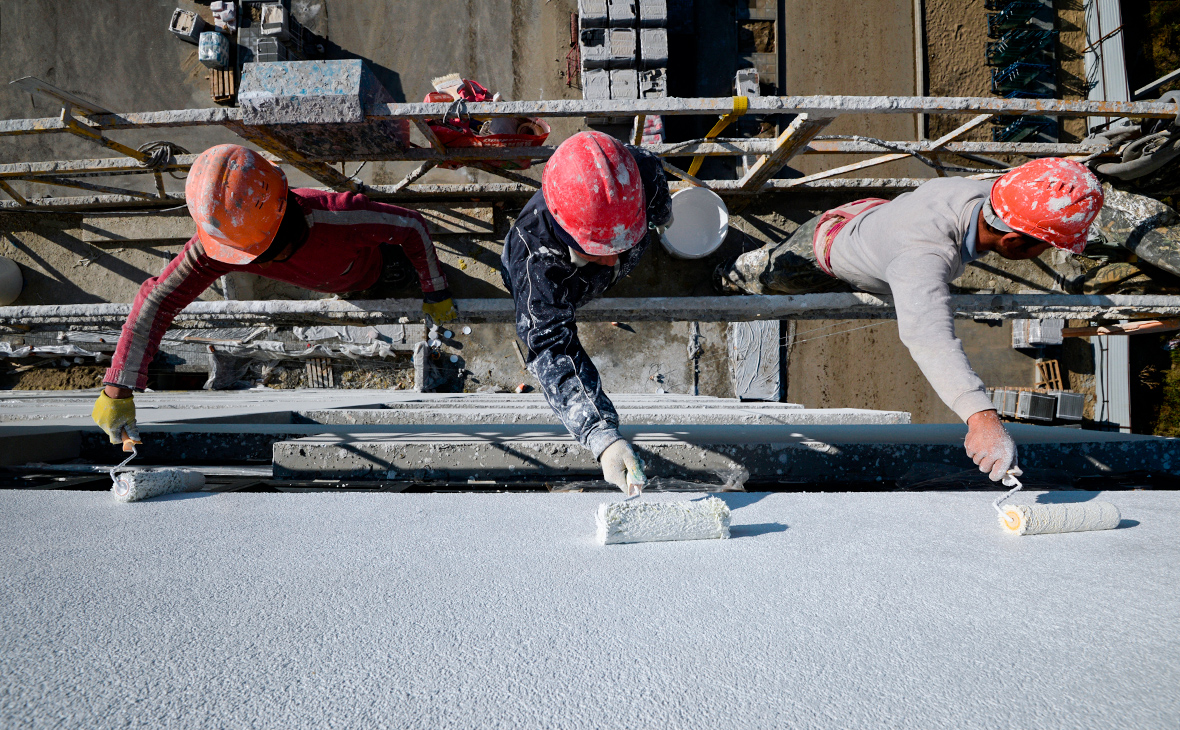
[1093,332,1131,432]
[1085,0,1129,130]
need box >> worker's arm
[884,252,995,420]
[504,229,623,460]
[104,237,229,391]
[885,253,1017,480]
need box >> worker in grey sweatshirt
[716,158,1105,481]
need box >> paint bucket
[0,256,23,305]
[659,186,729,259]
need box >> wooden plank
[738,114,834,191]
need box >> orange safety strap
[686,96,749,177]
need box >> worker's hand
[91,388,140,446]
[964,409,1019,482]
[422,289,457,324]
[599,439,647,496]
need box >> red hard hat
[186,144,288,265]
[990,158,1103,254]
[542,131,646,256]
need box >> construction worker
[717,158,1104,481]
[92,144,455,447]
[501,131,672,495]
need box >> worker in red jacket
[91,144,455,447]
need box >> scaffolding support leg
[738,114,835,191]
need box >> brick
[578,0,609,28]
[579,28,610,69]
[609,68,639,100]
[639,28,668,69]
[608,28,636,68]
[639,68,667,99]
[608,0,636,27]
[638,0,668,27]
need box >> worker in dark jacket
[501,131,672,495]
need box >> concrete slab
[0,490,1176,728]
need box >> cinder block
[638,0,668,27]
[609,28,637,68]
[608,0,637,27]
[639,28,668,68]
[610,69,639,100]
[582,68,610,100]
[639,68,667,99]
[583,68,611,124]
[579,28,610,69]
[735,67,759,96]
[579,0,609,28]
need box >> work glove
[91,391,140,446]
[964,409,1021,482]
[599,439,647,496]
[422,289,457,324]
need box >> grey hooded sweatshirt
[829,177,997,422]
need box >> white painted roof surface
[1,491,1177,728]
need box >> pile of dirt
[739,21,775,53]
[1,365,106,391]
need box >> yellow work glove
[422,297,458,325]
[599,439,647,496]
[91,391,140,446]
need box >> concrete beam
[7,293,1180,328]
[294,406,908,427]
[270,424,1180,482]
[0,96,1174,141]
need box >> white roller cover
[596,497,731,545]
[998,502,1121,536]
[112,470,205,503]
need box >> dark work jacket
[500,145,672,458]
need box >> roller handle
[121,436,142,453]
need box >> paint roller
[596,489,731,545]
[993,472,1120,536]
[110,437,205,503]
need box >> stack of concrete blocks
[579,0,667,126]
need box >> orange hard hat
[185,144,288,265]
[989,158,1103,254]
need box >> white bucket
[659,186,729,259]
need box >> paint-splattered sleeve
[103,237,230,391]
[504,229,622,459]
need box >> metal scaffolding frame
[0,93,1175,210]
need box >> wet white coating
[0,491,1175,728]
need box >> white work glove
[964,409,1022,482]
[599,439,647,496]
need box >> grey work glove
[964,409,1022,482]
[599,439,647,496]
